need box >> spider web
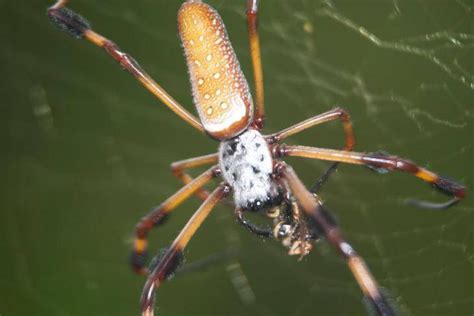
[216,1,473,315]
[0,0,472,316]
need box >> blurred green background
[1,0,472,315]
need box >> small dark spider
[48,1,466,315]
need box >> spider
[48,1,466,315]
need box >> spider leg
[171,153,219,201]
[47,1,203,132]
[276,162,396,316]
[267,107,355,150]
[247,0,265,130]
[131,166,220,275]
[235,208,273,238]
[275,145,466,209]
[310,161,340,194]
[267,107,356,194]
[141,183,231,316]
[49,0,67,9]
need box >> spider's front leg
[47,1,203,131]
[275,145,466,209]
[276,162,396,316]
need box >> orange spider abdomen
[178,1,253,140]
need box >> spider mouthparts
[48,7,91,39]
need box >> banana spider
[48,1,466,315]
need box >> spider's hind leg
[130,166,219,275]
[171,153,219,201]
[277,162,397,316]
[141,184,230,316]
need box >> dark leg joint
[102,42,126,63]
[364,152,418,174]
[252,117,265,130]
[334,107,350,120]
[331,107,355,150]
[130,210,170,274]
[266,134,279,145]
[272,145,287,159]
[150,247,185,281]
[272,160,289,179]
[329,107,351,125]
[130,249,148,274]
[139,248,185,312]
[135,212,169,239]
[101,42,145,77]
[434,176,466,198]
[212,167,222,178]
